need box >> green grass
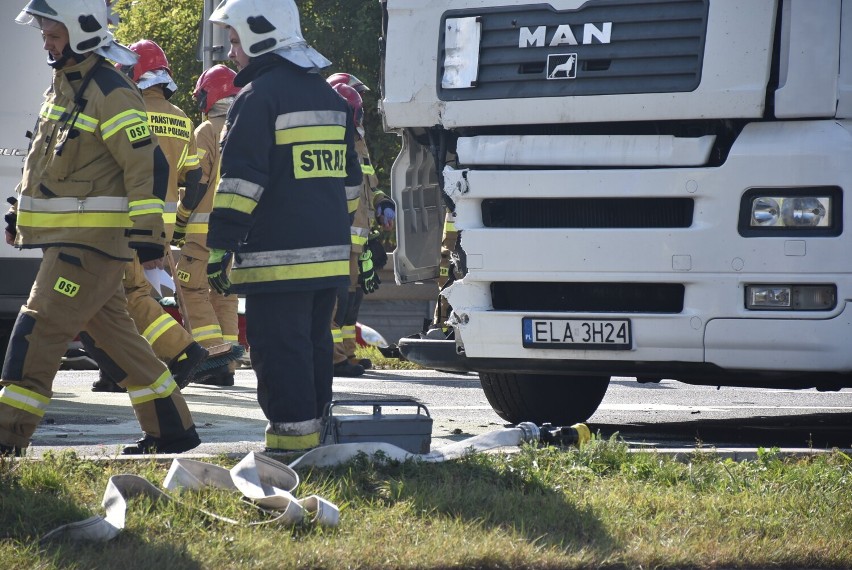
[356,346,423,371]
[2,437,851,569]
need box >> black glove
[4,197,17,240]
[358,248,380,294]
[207,249,233,295]
[171,204,190,247]
[132,244,164,264]
[367,232,388,270]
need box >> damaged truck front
[380,0,852,425]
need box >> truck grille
[440,0,708,101]
[491,282,685,313]
[482,198,694,228]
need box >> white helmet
[210,0,331,69]
[15,0,137,64]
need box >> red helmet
[327,72,370,94]
[194,64,240,114]
[331,83,363,130]
[124,39,171,83]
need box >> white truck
[0,2,50,354]
[381,0,852,425]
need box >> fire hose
[39,422,589,542]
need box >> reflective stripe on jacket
[16,55,168,260]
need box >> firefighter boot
[333,360,364,377]
[121,425,201,455]
[170,342,209,389]
[91,368,127,393]
[192,364,235,386]
[348,355,372,370]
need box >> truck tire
[479,372,610,425]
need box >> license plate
[522,318,631,349]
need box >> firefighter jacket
[207,54,362,294]
[15,54,168,261]
[142,87,200,238]
[180,112,226,259]
[350,136,391,253]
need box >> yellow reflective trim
[347,197,359,214]
[275,125,346,145]
[331,328,343,343]
[102,109,148,140]
[213,193,257,215]
[17,211,132,228]
[444,221,456,232]
[162,213,177,224]
[361,163,376,175]
[223,335,239,343]
[351,234,368,246]
[129,199,165,218]
[177,145,189,171]
[192,324,222,343]
[185,223,208,234]
[265,431,320,451]
[342,325,356,339]
[292,144,347,179]
[127,370,177,405]
[40,103,99,132]
[0,385,50,418]
[231,260,348,284]
[142,313,180,345]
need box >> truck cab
[380,0,852,424]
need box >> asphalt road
[25,368,852,458]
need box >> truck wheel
[479,372,610,425]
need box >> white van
[0,3,51,352]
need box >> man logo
[547,53,577,80]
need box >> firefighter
[327,79,396,376]
[89,39,210,393]
[0,0,200,456]
[207,0,362,452]
[430,210,459,338]
[171,64,242,386]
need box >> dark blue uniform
[208,54,362,445]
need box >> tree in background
[112,0,398,204]
[112,0,204,132]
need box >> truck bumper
[431,304,852,388]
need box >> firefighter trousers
[247,288,336,424]
[177,247,240,372]
[0,247,195,449]
[332,252,360,364]
[123,255,194,363]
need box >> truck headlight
[745,284,836,311]
[752,195,828,227]
[739,187,841,236]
